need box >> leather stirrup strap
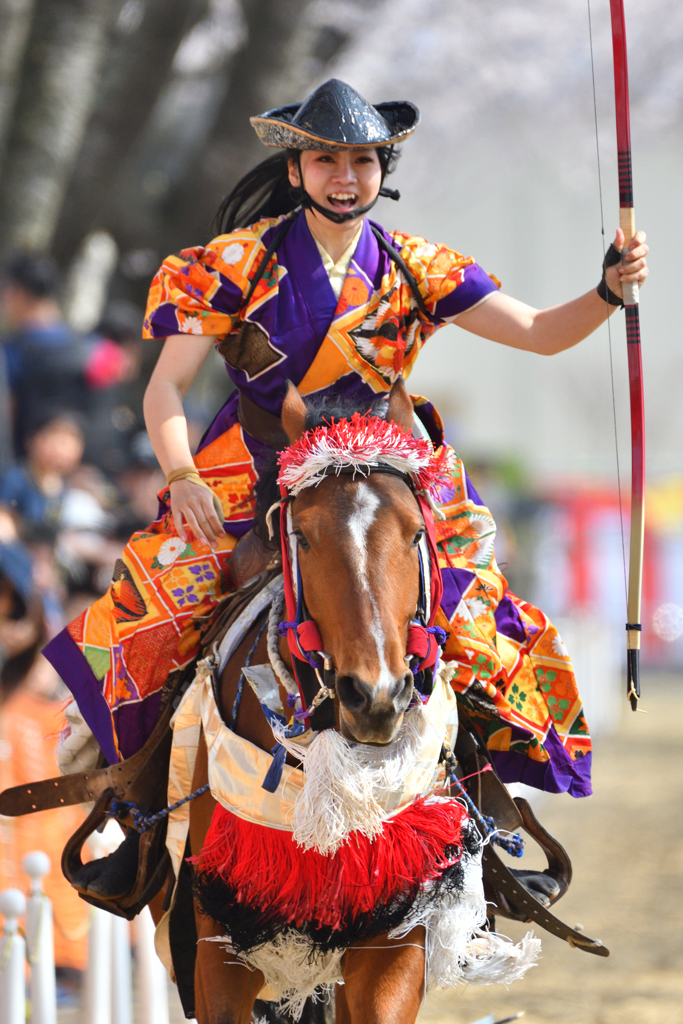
[453,712,607,953]
[481,845,608,956]
[0,699,177,817]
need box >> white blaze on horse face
[347,483,393,693]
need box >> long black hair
[213,146,400,235]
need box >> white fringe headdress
[277,411,454,499]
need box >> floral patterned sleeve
[142,231,270,340]
[393,233,501,325]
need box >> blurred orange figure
[0,673,88,970]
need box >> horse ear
[385,377,413,434]
[281,381,308,443]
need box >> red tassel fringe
[192,798,467,932]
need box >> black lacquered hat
[250,79,420,150]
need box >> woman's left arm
[456,229,648,354]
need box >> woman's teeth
[328,193,358,209]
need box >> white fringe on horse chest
[209,838,540,1020]
[206,933,343,1020]
[391,843,541,989]
[272,700,434,854]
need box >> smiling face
[287,148,383,223]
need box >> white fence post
[0,889,27,1024]
[23,851,57,1024]
[82,829,116,1024]
[111,914,133,1024]
[14,832,172,1024]
[135,906,169,1024]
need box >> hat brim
[250,101,420,150]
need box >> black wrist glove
[596,242,624,308]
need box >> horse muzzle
[335,669,414,744]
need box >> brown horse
[184,379,432,1024]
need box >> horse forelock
[278,410,452,506]
[253,393,388,546]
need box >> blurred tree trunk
[77,0,360,277]
[0,0,121,258]
[52,0,207,266]
[162,0,315,249]
[0,0,35,162]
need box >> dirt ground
[418,672,683,1024]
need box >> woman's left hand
[605,228,649,298]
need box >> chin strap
[296,153,400,224]
[300,186,400,223]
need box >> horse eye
[412,530,425,547]
[295,530,310,551]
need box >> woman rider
[44,79,648,893]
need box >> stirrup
[454,718,609,957]
[62,789,170,920]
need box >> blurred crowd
[0,254,168,992]
[0,254,169,702]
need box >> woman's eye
[412,530,425,548]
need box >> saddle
[0,547,607,954]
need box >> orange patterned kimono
[44,211,591,795]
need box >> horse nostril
[390,671,415,705]
[336,674,369,710]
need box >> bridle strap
[279,462,447,728]
[317,463,414,485]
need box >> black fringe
[192,826,480,957]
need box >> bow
[608,0,645,710]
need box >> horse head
[280,379,429,746]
